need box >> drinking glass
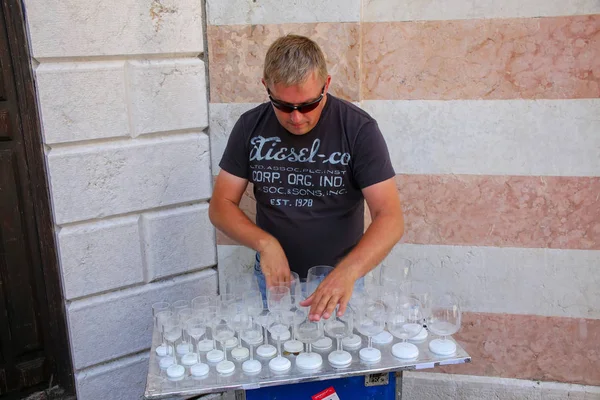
[163,317,185,381]
[172,300,190,316]
[428,292,461,356]
[295,312,324,370]
[356,299,386,363]
[241,321,264,374]
[152,301,171,329]
[244,290,264,323]
[387,296,423,359]
[176,308,194,356]
[401,280,432,342]
[255,309,277,358]
[226,272,260,299]
[219,293,240,348]
[324,307,354,368]
[380,258,412,288]
[185,317,209,377]
[283,309,306,354]
[267,286,292,313]
[155,310,174,358]
[191,295,214,311]
[267,311,292,372]
[213,320,236,374]
[205,306,224,363]
[230,311,251,361]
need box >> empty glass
[205,306,224,363]
[380,258,412,288]
[176,308,194,356]
[230,311,251,361]
[267,286,292,312]
[213,320,236,374]
[255,309,277,358]
[401,280,432,342]
[295,313,324,370]
[428,292,461,356]
[155,310,174,358]
[267,312,292,372]
[163,317,185,381]
[324,307,354,368]
[184,317,209,377]
[356,299,386,363]
[283,309,306,354]
[387,296,423,359]
[241,321,264,374]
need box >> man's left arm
[302,177,404,320]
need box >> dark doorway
[0,1,73,398]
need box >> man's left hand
[299,266,358,321]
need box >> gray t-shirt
[219,95,395,278]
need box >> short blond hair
[263,34,328,87]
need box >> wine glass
[267,311,292,372]
[387,296,423,359]
[185,317,209,377]
[205,306,224,363]
[152,301,170,329]
[176,308,194,356]
[230,310,251,361]
[401,280,432,342]
[295,312,324,370]
[380,258,412,288]
[163,317,185,381]
[226,272,260,299]
[191,295,214,311]
[283,309,306,354]
[324,307,354,368]
[213,320,236,374]
[255,309,277,358]
[428,292,461,356]
[219,293,240,349]
[267,286,292,313]
[154,310,174,358]
[356,299,386,363]
[367,283,394,345]
[244,290,264,323]
[241,321,264,374]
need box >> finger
[311,293,333,321]
[308,293,324,321]
[300,293,314,307]
[322,295,340,320]
[337,295,349,317]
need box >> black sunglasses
[267,85,326,113]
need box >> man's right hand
[259,237,291,289]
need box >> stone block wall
[23,1,217,398]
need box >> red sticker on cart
[312,387,340,400]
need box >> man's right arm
[209,169,291,287]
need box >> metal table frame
[144,328,471,399]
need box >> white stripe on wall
[380,243,600,319]
[362,99,600,177]
[362,0,600,22]
[206,0,361,25]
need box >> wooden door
[0,1,73,397]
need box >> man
[209,34,403,321]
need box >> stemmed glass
[295,312,324,370]
[244,290,264,324]
[368,283,394,345]
[241,321,264,374]
[267,312,292,372]
[283,309,306,354]
[255,309,277,358]
[324,307,354,368]
[380,258,412,288]
[230,310,251,361]
[267,286,292,313]
[163,317,185,381]
[401,280,432,342]
[220,293,240,349]
[155,310,174,358]
[387,296,423,359]
[356,299,386,363]
[205,305,225,363]
[176,308,194,356]
[186,317,209,377]
[213,320,236,374]
[428,292,461,356]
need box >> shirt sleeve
[352,119,396,189]
[218,116,250,179]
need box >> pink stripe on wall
[438,312,600,386]
[398,174,600,250]
[207,23,360,103]
[362,15,600,100]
